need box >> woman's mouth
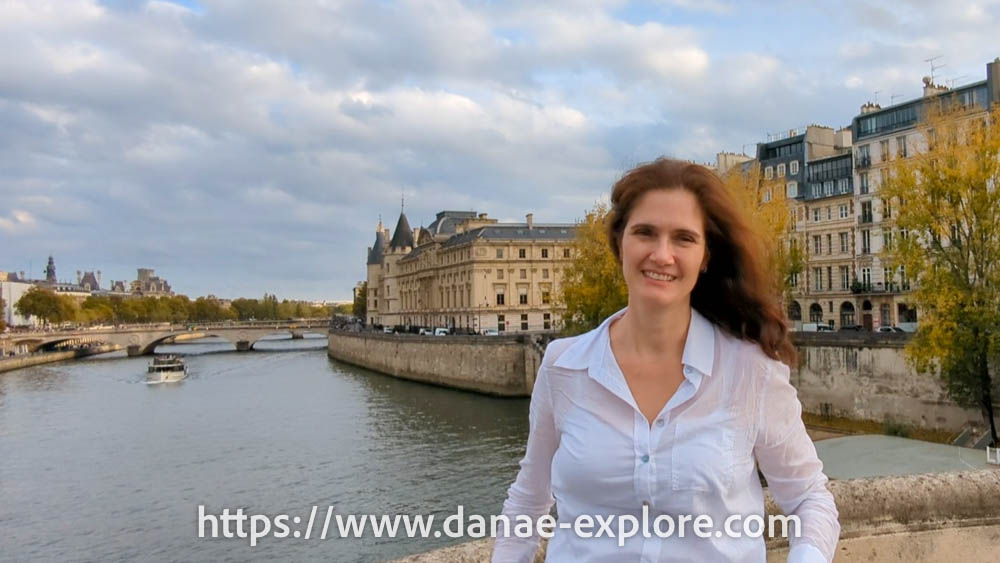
[642,270,677,282]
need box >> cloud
[0,0,997,299]
[0,210,38,234]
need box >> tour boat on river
[146,354,187,383]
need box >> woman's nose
[649,238,675,265]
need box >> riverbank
[327,330,544,396]
[0,345,121,374]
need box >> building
[77,271,102,291]
[749,125,854,329]
[127,268,173,296]
[366,209,577,333]
[1,277,39,328]
[847,57,1000,330]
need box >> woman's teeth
[643,271,676,282]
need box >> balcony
[850,281,911,294]
[856,156,871,168]
[858,215,874,225]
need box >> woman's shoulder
[540,334,587,369]
[715,328,791,381]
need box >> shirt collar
[553,306,716,379]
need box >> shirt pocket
[671,413,737,493]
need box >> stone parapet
[394,469,1000,562]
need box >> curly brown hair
[606,157,796,364]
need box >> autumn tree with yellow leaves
[720,161,804,295]
[560,161,801,335]
[559,202,628,335]
[881,102,1000,447]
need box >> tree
[354,281,368,321]
[881,102,1000,446]
[0,295,6,332]
[15,287,74,325]
[720,161,803,295]
[559,202,628,335]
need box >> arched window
[809,303,824,323]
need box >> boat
[146,354,187,383]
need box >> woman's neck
[615,299,692,359]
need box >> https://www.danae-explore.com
[197,505,800,547]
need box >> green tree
[559,203,628,335]
[15,287,73,324]
[354,281,368,321]
[80,296,115,324]
[0,295,6,332]
[881,103,1000,446]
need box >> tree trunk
[978,342,998,447]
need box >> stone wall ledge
[394,468,1000,563]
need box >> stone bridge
[1,320,331,356]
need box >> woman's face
[620,187,708,309]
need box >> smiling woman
[494,158,839,563]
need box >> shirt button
[642,500,650,507]
[684,366,694,376]
[641,454,650,463]
[656,419,665,427]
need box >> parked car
[838,324,864,332]
[418,328,433,336]
[816,324,835,332]
[382,326,395,334]
[878,326,906,333]
[433,328,450,336]
[483,329,499,336]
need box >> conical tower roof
[367,230,389,264]
[388,212,414,250]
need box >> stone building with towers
[365,209,577,333]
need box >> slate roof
[367,230,389,265]
[426,210,479,236]
[389,212,415,250]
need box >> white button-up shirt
[493,307,839,562]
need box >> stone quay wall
[327,331,544,396]
[0,344,121,374]
[328,330,990,432]
[791,333,987,432]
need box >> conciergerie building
[365,209,577,333]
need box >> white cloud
[1,0,997,298]
[0,210,38,234]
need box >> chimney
[478,213,487,219]
[97,270,102,288]
[988,57,1000,107]
[76,270,81,284]
[922,76,948,97]
[860,101,882,114]
[526,213,534,230]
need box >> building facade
[848,57,1000,330]
[366,210,576,333]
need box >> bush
[883,417,910,438]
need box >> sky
[1,0,998,301]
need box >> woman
[493,158,839,562]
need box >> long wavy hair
[606,157,796,365]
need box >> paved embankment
[0,345,121,373]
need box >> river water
[0,335,530,562]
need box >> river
[0,335,530,562]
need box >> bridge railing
[0,319,332,339]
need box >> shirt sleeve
[492,359,559,563]
[753,359,840,563]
